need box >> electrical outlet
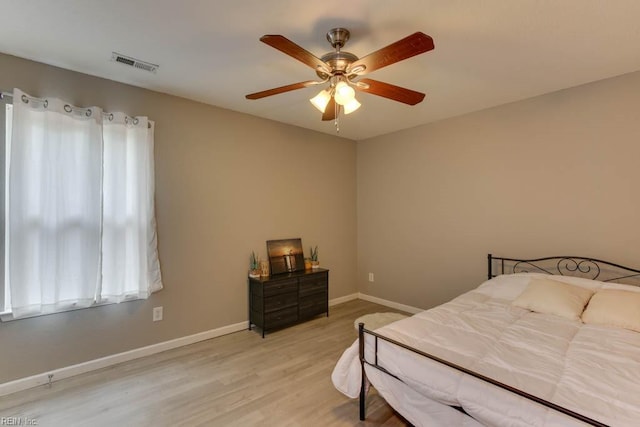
[368,273,374,282]
[153,306,163,322]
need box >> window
[1,90,162,320]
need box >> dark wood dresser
[248,268,329,337]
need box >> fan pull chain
[334,99,339,133]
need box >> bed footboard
[357,322,609,427]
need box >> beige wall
[0,53,358,383]
[3,50,640,385]
[357,71,640,310]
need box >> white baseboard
[329,293,358,306]
[1,293,419,397]
[0,320,248,397]
[357,293,423,314]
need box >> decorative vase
[311,260,320,269]
[260,260,270,277]
[304,259,312,270]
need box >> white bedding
[332,273,640,427]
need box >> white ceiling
[1,1,640,140]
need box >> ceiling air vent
[111,52,159,74]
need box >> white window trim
[0,295,142,321]
[1,102,9,317]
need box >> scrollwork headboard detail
[488,254,640,286]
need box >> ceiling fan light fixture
[334,81,355,105]
[246,29,434,126]
[343,98,361,115]
[310,89,331,113]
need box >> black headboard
[488,254,640,286]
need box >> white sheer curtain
[101,113,162,302]
[8,90,103,317]
[6,89,162,319]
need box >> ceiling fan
[245,28,435,121]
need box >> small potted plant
[309,246,319,269]
[249,251,261,278]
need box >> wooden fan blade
[322,97,340,121]
[355,78,425,105]
[246,81,320,100]
[348,32,434,76]
[260,35,331,73]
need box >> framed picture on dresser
[266,238,305,275]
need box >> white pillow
[541,274,605,291]
[582,289,640,333]
[476,272,550,301]
[512,277,594,321]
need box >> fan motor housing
[315,28,359,79]
[317,51,358,79]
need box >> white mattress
[332,273,640,427]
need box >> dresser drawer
[265,306,298,329]
[299,272,328,285]
[299,295,327,318]
[299,279,327,297]
[263,278,298,297]
[264,292,298,313]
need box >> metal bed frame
[358,254,640,427]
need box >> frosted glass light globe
[343,98,361,114]
[309,89,331,112]
[334,81,355,105]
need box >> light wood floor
[0,300,411,427]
